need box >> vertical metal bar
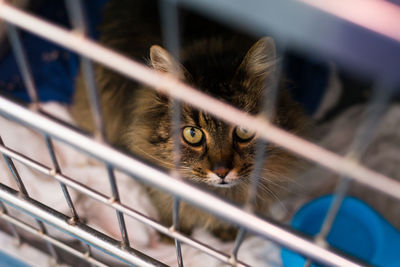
[245,49,284,209]
[65,0,88,34]
[44,135,80,222]
[245,140,268,210]
[65,0,105,140]
[38,222,60,264]
[303,259,312,267]
[316,178,351,243]
[159,0,182,172]
[170,98,184,266]
[314,83,392,245]
[159,0,181,58]
[80,57,107,141]
[260,49,283,122]
[172,197,183,267]
[235,49,284,259]
[159,0,184,265]
[0,201,21,245]
[347,84,392,160]
[230,228,246,264]
[0,136,29,196]
[107,164,130,248]
[65,0,132,248]
[6,24,39,109]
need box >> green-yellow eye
[235,127,255,142]
[182,126,204,146]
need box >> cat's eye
[234,127,255,142]
[182,126,204,146]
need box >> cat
[71,0,309,241]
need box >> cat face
[124,37,304,190]
[178,111,256,188]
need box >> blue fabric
[0,0,107,104]
[284,53,329,115]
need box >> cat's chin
[213,183,236,188]
[210,180,239,188]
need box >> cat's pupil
[190,127,196,137]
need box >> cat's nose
[213,166,230,178]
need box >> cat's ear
[238,37,276,87]
[150,45,186,79]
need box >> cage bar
[44,133,91,265]
[0,135,245,265]
[0,136,60,262]
[0,201,21,246]
[1,4,397,205]
[0,0,398,266]
[1,138,62,262]
[230,227,246,263]
[0,138,29,196]
[106,164,131,248]
[0,209,108,266]
[159,0,185,265]
[5,24,39,109]
[347,83,393,160]
[44,135,80,222]
[64,0,88,35]
[303,259,312,267]
[65,0,132,248]
[65,0,105,140]
[173,197,184,267]
[245,49,283,208]
[233,46,285,261]
[7,15,81,224]
[0,183,166,267]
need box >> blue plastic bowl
[281,195,400,267]
[0,250,29,267]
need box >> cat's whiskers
[261,168,304,188]
[251,180,289,214]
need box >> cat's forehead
[182,107,229,133]
[181,39,247,93]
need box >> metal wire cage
[0,0,399,266]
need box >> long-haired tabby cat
[71,0,309,240]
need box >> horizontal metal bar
[0,208,108,267]
[0,141,246,266]
[179,0,400,84]
[0,100,361,267]
[0,183,166,267]
[0,4,398,204]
